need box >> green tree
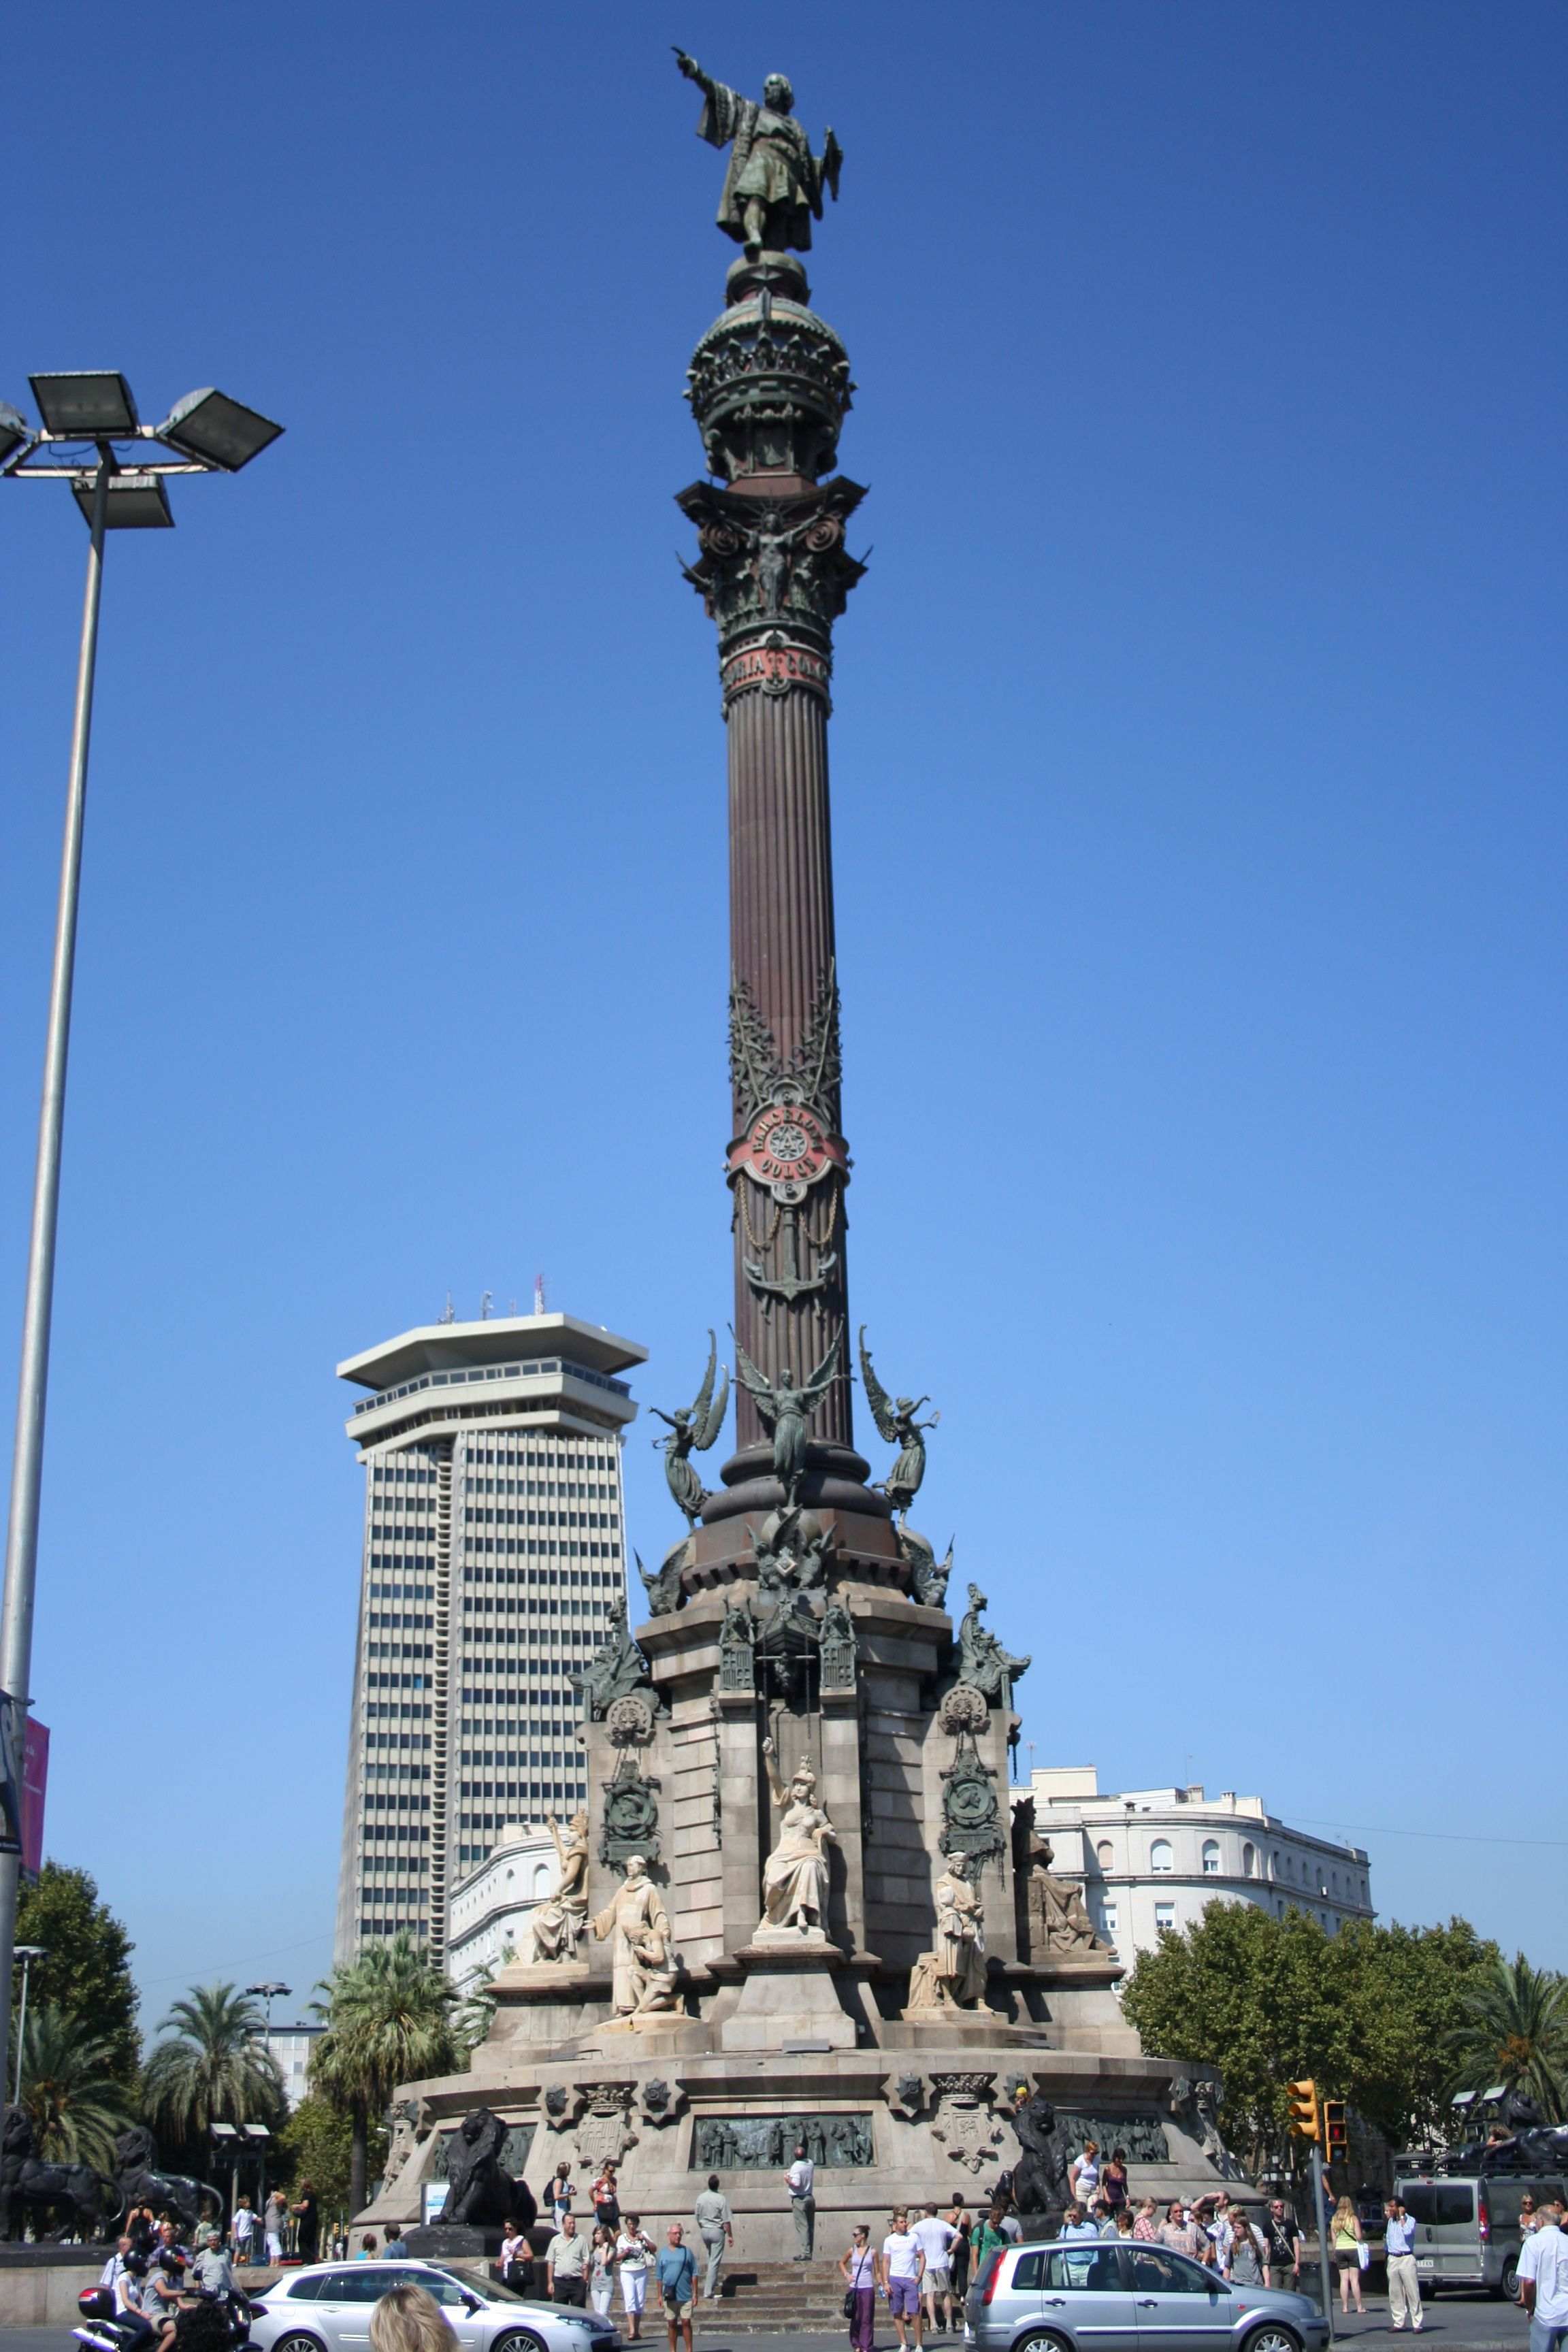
[309,1934,460,2214]
[1122,1901,1499,2176]
[17,2001,137,2168]
[142,1984,285,2166]
[274,2095,361,2225]
[1443,1953,1568,2121]
[13,1863,137,2086]
[1334,1916,1499,2147]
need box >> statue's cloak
[697,82,820,250]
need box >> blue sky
[1,0,1563,2029]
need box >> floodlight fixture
[71,472,174,530]
[0,406,30,467]
[158,387,284,472]
[29,371,139,437]
[210,2122,239,2140]
[242,2123,272,2141]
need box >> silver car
[965,2239,1330,2352]
[248,2260,617,2352]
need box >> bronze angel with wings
[858,1327,939,1520]
[651,1331,730,1526]
[733,1323,843,1504]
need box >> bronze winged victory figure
[733,1324,844,1505]
[651,1331,730,1526]
[857,1327,938,1520]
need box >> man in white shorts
[913,2204,958,2336]
[879,2208,926,2351]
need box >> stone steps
[692,2262,960,2332]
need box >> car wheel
[272,2334,329,2352]
[1013,2332,1071,2352]
[1243,2327,1301,2352]
[1501,2257,1520,2302]
[491,2332,547,2352]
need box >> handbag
[1357,2242,1371,2272]
[843,2290,858,2320]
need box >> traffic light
[1323,2100,1349,2165]
[1286,2079,1321,2141]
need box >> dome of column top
[686,284,854,486]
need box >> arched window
[1150,1838,1174,1874]
[1242,1842,1256,1877]
[532,1862,552,1897]
[1096,1840,1114,1871]
[1200,1839,1221,1876]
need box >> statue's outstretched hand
[762,1735,775,1758]
[673,48,703,84]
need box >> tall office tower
[331,1311,645,1967]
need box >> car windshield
[440,2266,535,2305]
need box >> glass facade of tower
[333,1316,644,1967]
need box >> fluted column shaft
[727,681,850,1448]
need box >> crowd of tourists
[101,2124,1568,2352]
[831,2180,1313,2352]
[500,2160,723,2352]
[497,2142,1319,2352]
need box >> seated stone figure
[905,1855,992,2014]
[758,1741,836,1932]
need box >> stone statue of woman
[758,1739,837,1932]
[527,1810,589,1963]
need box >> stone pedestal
[404,2225,500,2259]
[717,1932,860,2051]
[478,1962,610,2061]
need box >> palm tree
[18,2002,136,2169]
[310,1934,460,2213]
[1445,1953,1568,2121]
[142,1983,286,2159]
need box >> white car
[248,2260,617,2352]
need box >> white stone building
[445,1823,558,1992]
[1015,1766,1373,1963]
[259,2023,325,2111]
[333,1311,644,1967]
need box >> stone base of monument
[712,1930,861,2051]
[488,1963,615,2048]
[363,2035,1249,2268]
[403,2224,502,2260]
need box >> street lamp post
[246,1982,291,2216]
[0,376,282,2067]
[12,1943,46,2105]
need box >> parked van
[1393,2169,1568,2299]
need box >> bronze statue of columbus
[674,49,843,256]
